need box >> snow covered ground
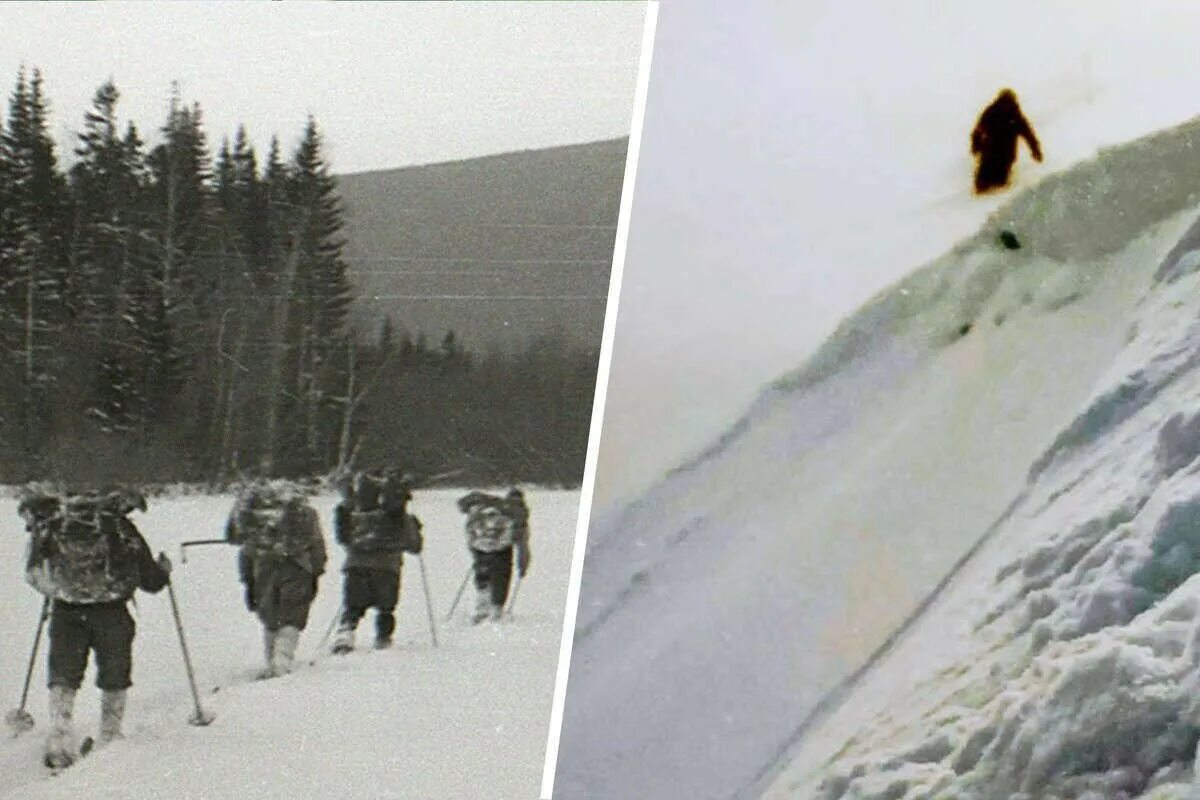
[0,489,576,800]
[761,159,1200,795]
[553,114,1200,799]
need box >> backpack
[352,471,410,514]
[465,503,516,553]
[24,493,143,604]
[228,484,313,559]
[344,510,421,554]
[338,471,415,553]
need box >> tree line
[0,68,599,487]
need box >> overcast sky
[594,0,1200,509]
[0,1,646,174]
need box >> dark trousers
[47,600,135,691]
[250,564,318,632]
[472,548,514,608]
[340,568,401,639]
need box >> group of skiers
[13,472,533,770]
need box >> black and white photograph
[548,2,1200,799]
[0,3,651,798]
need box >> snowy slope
[761,181,1200,795]
[0,489,577,800]
[553,117,1200,800]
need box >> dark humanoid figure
[971,89,1042,194]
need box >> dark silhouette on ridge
[971,89,1042,194]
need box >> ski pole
[163,565,215,726]
[313,603,342,658]
[503,574,522,619]
[5,596,49,736]
[416,555,438,648]
[444,565,474,622]
[179,539,229,564]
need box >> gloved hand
[157,552,173,574]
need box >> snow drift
[554,115,1200,800]
[762,137,1200,797]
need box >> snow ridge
[580,113,1200,653]
[559,116,1200,800]
[780,178,1200,799]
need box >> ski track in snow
[0,489,576,800]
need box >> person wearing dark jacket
[332,472,423,653]
[21,488,170,769]
[227,481,327,679]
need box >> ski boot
[270,626,300,676]
[471,589,495,625]
[331,624,355,655]
[98,690,126,745]
[43,686,78,770]
[256,628,278,680]
[374,612,395,650]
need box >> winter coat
[235,504,327,631]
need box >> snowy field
[0,489,577,800]
[554,113,1200,799]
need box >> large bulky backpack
[228,483,313,559]
[23,492,144,603]
[342,471,416,553]
[345,511,422,553]
[460,493,515,553]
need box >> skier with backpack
[225,480,327,679]
[331,469,423,653]
[457,488,531,624]
[19,487,171,769]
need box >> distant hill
[336,137,628,353]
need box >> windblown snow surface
[0,489,576,800]
[555,117,1200,800]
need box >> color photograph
[548,3,1200,799]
